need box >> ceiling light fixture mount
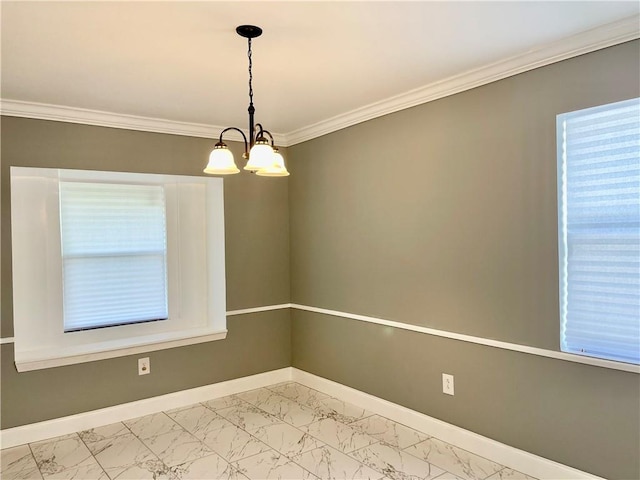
[204,25,289,177]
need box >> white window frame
[10,167,227,372]
[557,97,640,366]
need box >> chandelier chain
[248,38,253,107]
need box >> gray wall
[0,117,291,428]
[289,41,640,480]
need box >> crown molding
[1,15,638,147]
[284,14,640,146]
[0,99,287,146]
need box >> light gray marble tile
[251,421,323,458]
[293,445,382,480]
[234,449,319,479]
[169,452,244,479]
[202,395,247,411]
[303,418,379,453]
[312,397,375,424]
[405,438,503,480]
[252,393,327,427]
[30,434,93,476]
[351,415,428,449]
[89,433,163,479]
[201,423,272,462]
[236,387,283,406]
[485,468,538,480]
[79,422,130,445]
[268,383,331,408]
[141,428,212,467]
[0,444,43,480]
[166,404,235,438]
[350,442,445,480]
[106,459,172,480]
[216,402,282,432]
[124,412,181,440]
[41,457,108,480]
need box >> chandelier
[204,25,289,177]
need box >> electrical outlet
[138,357,150,375]
[442,373,454,395]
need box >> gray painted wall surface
[289,41,640,480]
[0,117,291,428]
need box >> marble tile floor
[1,382,538,480]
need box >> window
[10,167,227,371]
[60,182,169,331]
[557,97,640,365]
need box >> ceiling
[2,1,639,144]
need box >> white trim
[1,16,637,147]
[0,367,293,449]
[0,99,231,139]
[290,304,640,374]
[226,303,292,316]
[0,305,292,348]
[14,330,228,373]
[0,99,287,146]
[0,303,291,348]
[4,301,638,372]
[292,369,604,480]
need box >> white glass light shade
[256,148,290,177]
[244,138,274,171]
[204,144,240,175]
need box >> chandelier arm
[219,127,249,155]
[260,129,276,146]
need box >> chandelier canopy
[204,25,289,177]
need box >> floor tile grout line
[26,441,44,480]
[75,428,108,478]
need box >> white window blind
[558,97,640,364]
[60,182,169,332]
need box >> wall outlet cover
[138,357,150,375]
[442,373,454,395]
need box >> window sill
[14,329,228,372]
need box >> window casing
[557,97,640,365]
[10,167,227,371]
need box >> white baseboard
[291,368,603,480]
[0,367,292,449]
[1,366,602,479]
